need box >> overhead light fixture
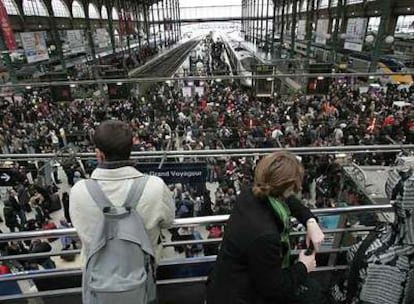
[369,76,375,79]
[70,84,76,88]
[25,86,31,90]
[374,10,378,14]
[116,82,123,86]
[216,78,222,82]
[317,76,324,80]
[187,81,194,86]
[407,7,411,11]
[266,77,273,81]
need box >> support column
[280,0,286,45]
[252,0,256,42]
[271,0,277,53]
[264,0,270,51]
[177,0,182,39]
[260,0,265,45]
[165,0,171,45]
[84,0,97,62]
[290,0,297,58]
[170,0,176,43]
[106,0,117,54]
[143,3,150,46]
[241,0,245,34]
[250,0,255,41]
[133,2,142,49]
[305,0,316,68]
[157,1,162,46]
[369,0,394,72]
[331,0,344,64]
[255,0,260,44]
[122,0,132,55]
[151,3,157,48]
[175,0,180,41]
[247,0,251,40]
[161,0,167,47]
[45,1,66,72]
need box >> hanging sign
[20,32,49,63]
[66,29,85,54]
[0,0,17,50]
[344,18,368,52]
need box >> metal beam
[0,71,412,88]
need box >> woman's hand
[306,218,324,252]
[298,250,316,273]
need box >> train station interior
[0,0,414,303]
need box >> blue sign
[135,162,207,184]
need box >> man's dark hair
[94,120,132,161]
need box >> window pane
[72,0,85,18]
[320,0,329,9]
[112,7,119,20]
[52,0,70,17]
[101,5,108,19]
[300,0,307,12]
[367,16,380,33]
[395,15,414,34]
[3,0,20,15]
[88,3,100,19]
[23,0,49,16]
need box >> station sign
[135,162,207,184]
[254,64,274,97]
[0,168,20,187]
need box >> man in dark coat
[3,200,20,232]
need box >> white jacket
[69,166,175,264]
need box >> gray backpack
[83,176,157,304]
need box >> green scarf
[268,196,291,268]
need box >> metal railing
[0,144,412,161]
[0,71,412,88]
[0,203,393,301]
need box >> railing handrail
[0,204,392,243]
[0,145,411,160]
[0,265,350,302]
[0,71,412,88]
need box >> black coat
[206,188,315,304]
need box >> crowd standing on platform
[0,76,414,261]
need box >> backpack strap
[123,175,150,210]
[84,179,114,211]
[84,175,150,212]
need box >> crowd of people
[1,38,414,263]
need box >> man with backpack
[70,120,175,304]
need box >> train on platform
[224,38,260,87]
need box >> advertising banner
[0,0,17,50]
[135,162,208,184]
[344,18,368,52]
[20,32,49,63]
[182,86,192,97]
[95,28,110,48]
[315,19,330,45]
[297,20,307,41]
[66,29,85,54]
